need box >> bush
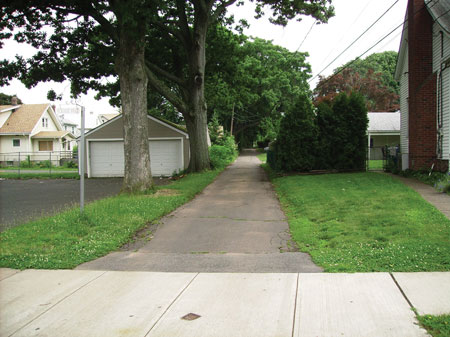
[272,94,318,172]
[38,160,53,168]
[63,160,78,169]
[209,134,238,169]
[20,156,34,168]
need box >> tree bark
[116,30,153,193]
[183,10,210,172]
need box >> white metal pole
[80,105,85,213]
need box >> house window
[42,118,48,128]
[370,138,374,148]
[13,139,20,147]
[440,31,444,58]
[68,142,71,151]
[39,141,53,151]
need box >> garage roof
[368,111,400,133]
[83,113,189,138]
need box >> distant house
[367,111,400,160]
[96,113,120,126]
[0,99,75,166]
[395,0,450,172]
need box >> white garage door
[90,141,124,177]
[89,140,182,177]
[149,139,182,176]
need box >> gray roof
[368,112,400,132]
[426,0,450,35]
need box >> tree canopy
[1,0,334,182]
[313,51,399,112]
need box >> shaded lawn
[271,172,450,272]
[0,170,221,269]
[368,160,383,170]
[257,153,267,163]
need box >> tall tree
[0,1,155,193]
[144,0,334,169]
[205,33,312,147]
[314,51,399,111]
[0,93,22,105]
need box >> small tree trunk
[116,33,153,193]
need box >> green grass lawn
[1,166,77,171]
[368,160,383,170]
[257,152,267,163]
[417,314,450,337]
[270,171,450,272]
[0,170,221,269]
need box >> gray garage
[82,114,190,177]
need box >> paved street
[2,268,449,337]
[0,178,169,231]
[0,178,122,231]
[77,150,321,273]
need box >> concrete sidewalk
[1,268,449,337]
[390,174,450,219]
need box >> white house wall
[442,67,450,160]
[432,23,450,73]
[399,47,409,170]
[433,23,450,161]
[31,107,60,135]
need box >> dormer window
[42,118,48,127]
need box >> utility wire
[318,0,372,70]
[296,19,317,52]
[309,0,401,84]
[313,0,448,92]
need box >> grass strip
[368,160,383,170]
[268,169,450,272]
[0,172,80,179]
[257,153,267,163]
[0,169,222,269]
[417,314,450,337]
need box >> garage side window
[39,141,53,151]
[13,139,20,147]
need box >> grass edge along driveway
[269,170,450,272]
[0,169,222,269]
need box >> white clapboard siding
[442,67,450,160]
[399,47,409,169]
[433,23,450,73]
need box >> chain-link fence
[0,151,78,174]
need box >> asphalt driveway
[0,178,169,231]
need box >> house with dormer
[0,97,75,166]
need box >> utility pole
[79,104,85,213]
[230,102,235,136]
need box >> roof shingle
[0,104,49,134]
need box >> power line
[309,0,401,84]
[313,0,448,92]
[296,19,317,52]
[318,1,372,70]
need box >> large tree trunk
[116,31,153,193]
[184,12,210,172]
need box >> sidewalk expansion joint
[389,272,415,310]
[144,272,199,337]
[291,273,300,337]
[9,270,108,337]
